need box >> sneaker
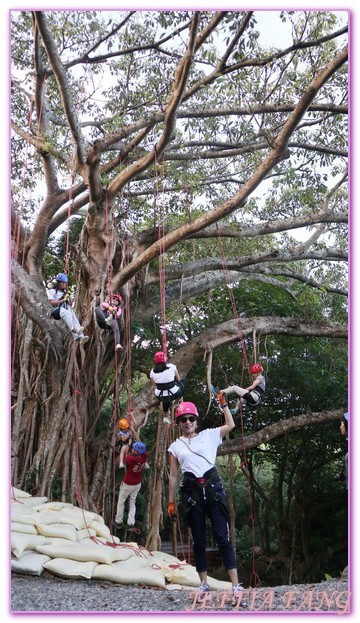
[79,335,89,344]
[163,416,171,425]
[232,583,244,598]
[77,326,84,333]
[197,581,210,594]
[115,343,122,350]
[119,463,124,469]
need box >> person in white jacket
[47,273,88,343]
[150,351,186,423]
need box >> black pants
[159,380,186,413]
[181,476,237,573]
[95,307,121,345]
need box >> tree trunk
[145,412,171,551]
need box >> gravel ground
[11,573,350,614]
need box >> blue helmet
[132,441,146,455]
[342,411,348,431]
[55,273,68,283]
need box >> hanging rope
[11,81,47,379]
[214,223,261,587]
[154,152,167,355]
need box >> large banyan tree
[11,10,348,549]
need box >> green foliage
[11,10,348,584]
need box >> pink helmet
[175,402,199,419]
[251,363,263,374]
[154,351,167,364]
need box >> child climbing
[95,293,123,351]
[114,440,147,530]
[117,418,134,468]
[47,273,88,343]
[220,363,266,413]
[150,351,186,424]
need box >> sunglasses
[178,416,197,423]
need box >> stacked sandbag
[11,488,231,591]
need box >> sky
[3,2,356,622]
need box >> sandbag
[90,520,110,539]
[44,558,98,580]
[164,564,232,591]
[92,563,166,588]
[35,511,90,531]
[11,551,51,576]
[11,487,31,499]
[35,522,78,542]
[11,522,37,535]
[76,528,97,540]
[10,509,37,525]
[17,496,48,507]
[11,533,49,559]
[36,541,135,564]
[33,501,74,512]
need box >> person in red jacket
[114,441,147,528]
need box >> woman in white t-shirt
[167,399,243,599]
[149,351,186,422]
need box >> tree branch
[218,410,343,455]
[112,46,348,291]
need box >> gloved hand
[167,502,176,519]
[216,391,228,408]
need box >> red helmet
[154,351,167,364]
[114,294,123,304]
[175,402,199,419]
[251,363,263,374]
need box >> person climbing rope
[150,351,186,424]
[114,440,147,531]
[167,399,244,600]
[220,363,266,413]
[95,293,123,350]
[117,418,134,468]
[47,273,88,343]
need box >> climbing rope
[214,222,261,587]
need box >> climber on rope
[47,273,88,343]
[117,418,134,468]
[219,363,266,414]
[150,351,186,425]
[95,293,123,351]
[114,440,147,532]
[167,399,244,599]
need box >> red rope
[214,224,260,587]
[154,153,167,355]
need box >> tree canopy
[10,10,348,580]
